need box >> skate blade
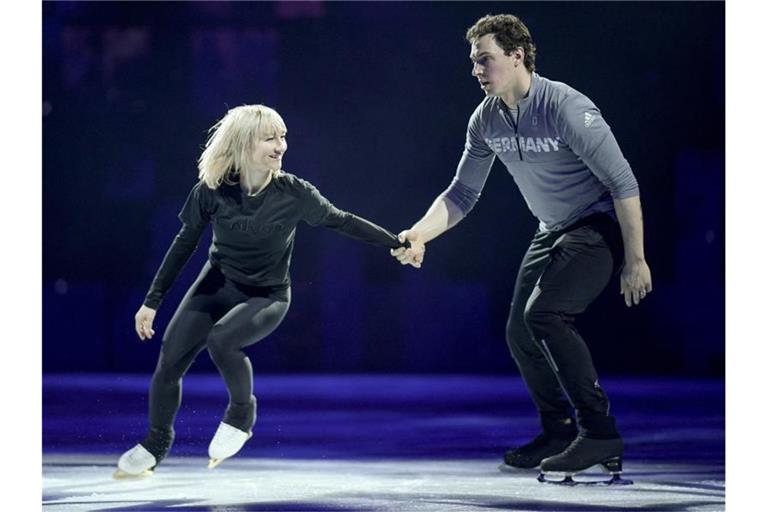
[112,468,153,479]
[537,472,633,486]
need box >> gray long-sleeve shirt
[442,73,639,232]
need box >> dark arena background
[42,2,725,511]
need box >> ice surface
[42,375,725,510]
[43,454,724,511]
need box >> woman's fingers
[135,317,154,341]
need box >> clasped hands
[391,229,426,268]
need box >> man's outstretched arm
[394,104,496,267]
[392,196,456,268]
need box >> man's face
[470,34,519,97]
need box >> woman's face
[252,130,287,172]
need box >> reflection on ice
[43,454,724,512]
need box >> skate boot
[500,415,577,471]
[538,415,631,486]
[208,396,256,469]
[113,427,174,479]
[115,444,156,478]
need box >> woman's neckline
[240,172,274,198]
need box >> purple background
[43,1,724,376]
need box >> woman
[115,105,407,478]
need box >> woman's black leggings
[142,262,290,459]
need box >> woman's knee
[206,325,235,362]
[152,354,185,384]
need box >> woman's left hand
[134,305,157,341]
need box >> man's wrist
[624,255,646,265]
[409,227,427,243]
[412,224,442,245]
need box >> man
[392,14,652,480]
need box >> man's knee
[523,297,560,338]
[506,306,540,360]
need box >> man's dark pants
[506,213,623,438]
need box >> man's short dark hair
[466,14,537,73]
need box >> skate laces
[559,433,586,456]
[127,445,154,464]
[217,424,236,440]
[215,422,247,442]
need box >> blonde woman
[115,105,408,477]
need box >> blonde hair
[197,104,287,189]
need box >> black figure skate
[537,434,632,486]
[500,416,577,472]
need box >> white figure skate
[113,444,156,479]
[208,422,253,469]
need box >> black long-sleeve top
[144,172,404,309]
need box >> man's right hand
[135,305,157,341]
[391,229,426,268]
